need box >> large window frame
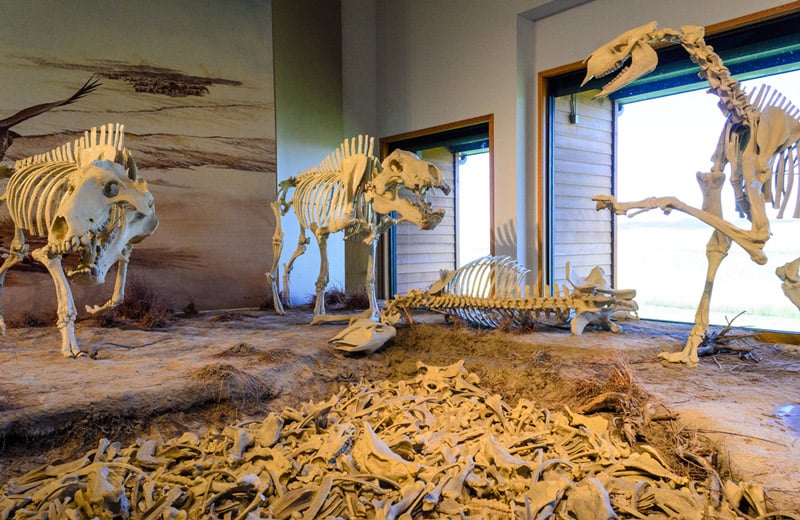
[539,3,800,299]
[378,115,494,298]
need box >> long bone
[583,22,800,363]
[1,361,773,518]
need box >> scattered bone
[0,361,773,518]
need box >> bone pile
[0,361,770,519]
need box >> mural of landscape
[0,0,275,318]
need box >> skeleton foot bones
[585,22,800,364]
[777,257,800,311]
[0,124,158,357]
[0,361,773,518]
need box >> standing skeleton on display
[268,135,450,324]
[582,22,800,364]
[0,124,159,357]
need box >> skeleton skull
[369,149,450,230]
[49,151,158,285]
[582,21,660,99]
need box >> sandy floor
[0,309,798,512]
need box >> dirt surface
[1,309,799,512]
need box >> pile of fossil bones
[0,361,771,519]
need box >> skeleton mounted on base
[267,135,450,324]
[0,123,158,357]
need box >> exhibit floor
[1,309,798,512]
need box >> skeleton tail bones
[330,256,638,354]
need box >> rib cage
[293,171,363,233]
[286,136,379,234]
[6,162,75,237]
[443,255,529,298]
[745,84,800,219]
[440,256,531,328]
[2,123,127,238]
[381,256,637,332]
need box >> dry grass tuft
[6,312,54,329]
[257,348,299,365]
[307,286,372,311]
[94,277,173,329]
[343,289,371,310]
[214,342,258,357]
[209,311,256,323]
[192,363,278,407]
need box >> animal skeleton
[331,256,638,354]
[267,135,450,324]
[0,124,158,357]
[583,22,800,363]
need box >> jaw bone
[582,21,660,99]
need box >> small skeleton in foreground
[0,124,158,357]
[331,255,638,353]
[267,135,449,324]
[583,22,800,363]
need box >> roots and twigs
[697,311,760,361]
[5,312,54,329]
[310,286,372,311]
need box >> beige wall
[346,0,790,285]
[272,0,346,305]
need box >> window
[544,6,800,331]
[380,117,493,296]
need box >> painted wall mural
[0,0,276,319]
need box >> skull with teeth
[581,21,662,99]
[0,123,158,357]
[49,151,157,285]
[368,148,450,230]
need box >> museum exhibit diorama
[1,1,800,518]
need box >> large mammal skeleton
[0,124,158,357]
[267,135,449,324]
[331,255,638,354]
[582,22,800,363]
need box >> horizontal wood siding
[551,92,613,289]
[395,146,455,295]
